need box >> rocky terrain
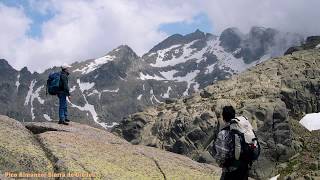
[285,36,320,55]
[0,115,221,179]
[0,27,302,129]
[113,41,320,179]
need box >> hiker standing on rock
[214,106,260,180]
[57,65,71,125]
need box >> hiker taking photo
[46,65,71,125]
[214,106,260,180]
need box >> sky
[0,0,320,72]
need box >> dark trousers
[220,163,249,180]
[58,94,68,122]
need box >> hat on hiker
[61,64,71,70]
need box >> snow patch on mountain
[70,85,77,92]
[34,86,45,104]
[100,122,119,128]
[15,74,20,91]
[77,79,95,91]
[147,52,157,57]
[269,174,280,180]
[299,113,320,131]
[139,72,165,80]
[102,88,119,93]
[204,38,269,74]
[160,70,179,79]
[25,81,45,120]
[150,89,161,104]
[69,100,98,124]
[316,44,320,49]
[73,78,120,128]
[137,94,142,100]
[87,89,101,98]
[72,79,108,128]
[24,80,37,106]
[146,35,275,92]
[161,86,172,98]
[259,54,271,62]
[146,37,270,96]
[73,55,116,74]
[31,86,45,120]
[159,69,200,96]
[43,114,52,121]
[151,40,203,67]
[181,70,200,96]
[119,76,126,81]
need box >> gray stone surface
[114,48,320,179]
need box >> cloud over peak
[0,0,319,72]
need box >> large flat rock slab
[0,115,53,174]
[1,117,221,179]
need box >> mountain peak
[111,44,139,59]
[149,34,184,52]
[20,66,29,72]
[149,29,208,53]
[249,26,277,38]
[0,59,9,65]
[115,45,134,52]
[184,29,206,42]
[192,29,205,36]
[195,29,202,33]
[219,27,243,52]
[0,59,15,70]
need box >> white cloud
[1,0,320,72]
[0,4,31,65]
[0,0,200,72]
[203,0,320,35]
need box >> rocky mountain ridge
[0,27,303,129]
[113,43,320,179]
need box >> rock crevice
[25,125,63,134]
[31,134,64,176]
[139,152,167,180]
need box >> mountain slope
[0,115,221,179]
[0,27,303,129]
[113,46,320,179]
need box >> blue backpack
[47,72,61,95]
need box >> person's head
[222,106,235,122]
[61,64,71,72]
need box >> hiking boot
[65,119,70,122]
[58,121,69,125]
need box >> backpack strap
[252,130,261,159]
[234,133,241,161]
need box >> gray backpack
[230,116,260,162]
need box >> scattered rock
[284,46,304,55]
[198,151,215,164]
[284,36,320,55]
[200,90,212,98]
[310,161,319,171]
[114,49,320,179]
[165,98,177,104]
